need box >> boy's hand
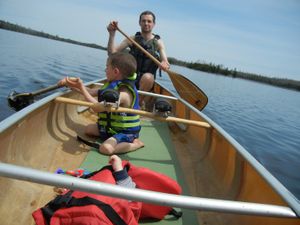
[57,77,68,87]
[109,155,123,172]
[57,77,80,87]
[65,77,83,89]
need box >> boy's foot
[133,138,145,148]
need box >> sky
[1,0,300,80]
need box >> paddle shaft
[13,77,79,98]
[116,27,162,67]
[116,26,208,111]
[55,97,210,128]
[30,84,61,96]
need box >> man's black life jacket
[129,32,161,80]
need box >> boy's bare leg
[85,123,100,137]
[100,138,144,155]
[114,139,144,154]
[100,137,118,155]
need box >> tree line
[1,20,299,91]
[168,58,300,91]
[0,20,106,50]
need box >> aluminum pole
[0,162,297,218]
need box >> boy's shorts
[99,131,139,144]
[113,133,139,144]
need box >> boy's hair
[139,10,156,23]
[108,52,137,78]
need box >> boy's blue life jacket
[97,74,141,136]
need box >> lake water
[1,29,300,200]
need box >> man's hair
[108,52,137,78]
[139,10,156,23]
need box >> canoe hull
[0,80,299,225]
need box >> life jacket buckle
[103,100,119,109]
[154,98,172,117]
[101,89,120,108]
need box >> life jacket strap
[67,197,127,225]
[41,192,127,225]
[41,191,73,224]
[77,135,100,149]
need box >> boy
[60,52,144,155]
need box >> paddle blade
[167,70,208,111]
[7,91,34,111]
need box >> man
[107,10,170,106]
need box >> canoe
[0,79,299,225]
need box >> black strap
[41,191,74,224]
[77,135,100,149]
[67,197,127,225]
[41,193,127,225]
[169,208,183,219]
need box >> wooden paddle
[115,25,208,111]
[7,78,78,111]
[8,84,63,111]
[7,77,78,111]
[55,97,210,128]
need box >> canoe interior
[80,119,198,225]
[0,82,299,225]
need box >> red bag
[32,161,182,225]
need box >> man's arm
[157,39,170,71]
[107,21,131,55]
[109,39,130,55]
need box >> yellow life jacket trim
[98,121,140,128]
[111,121,141,128]
[111,114,140,121]
[98,113,139,121]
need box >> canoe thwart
[55,97,211,128]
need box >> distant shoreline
[168,57,300,91]
[1,20,299,91]
[0,20,107,51]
